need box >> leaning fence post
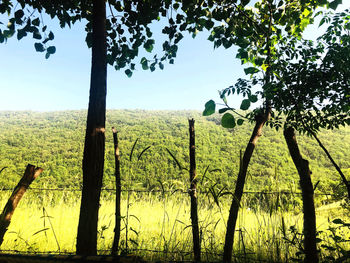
[0,164,43,246]
[189,119,201,262]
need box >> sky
[0,3,347,112]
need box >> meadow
[0,110,349,262]
[0,188,349,262]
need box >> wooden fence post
[112,127,121,255]
[0,164,43,246]
[189,119,201,262]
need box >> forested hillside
[0,110,349,199]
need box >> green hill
[0,110,349,200]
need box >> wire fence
[0,248,273,263]
[0,186,337,196]
[0,184,344,261]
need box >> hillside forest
[0,110,349,207]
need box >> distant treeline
[0,110,349,201]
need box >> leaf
[240,0,250,6]
[34,42,45,52]
[47,46,56,54]
[17,29,27,40]
[218,108,229,114]
[328,0,342,10]
[249,95,258,103]
[240,99,251,110]
[166,148,183,170]
[15,9,24,20]
[129,138,139,162]
[244,67,259,75]
[32,228,49,236]
[203,100,215,116]
[221,113,236,128]
[143,39,154,53]
[32,18,40,26]
[125,69,133,78]
[237,119,244,125]
[332,218,344,224]
[33,31,42,40]
[137,146,152,161]
[140,57,149,70]
[48,31,54,40]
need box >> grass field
[0,189,349,262]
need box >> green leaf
[328,0,342,10]
[237,119,244,125]
[125,69,133,78]
[221,113,236,128]
[143,39,154,53]
[240,0,250,6]
[249,95,258,103]
[203,100,215,116]
[33,30,42,40]
[17,29,27,40]
[240,99,250,110]
[218,108,229,114]
[244,67,259,75]
[34,42,45,52]
[47,46,56,54]
[32,18,40,26]
[45,52,50,59]
[48,31,54,40]
[141,57,149,70]
[3,30,14,38]
[14,10,24,22]
[332,218,344,224]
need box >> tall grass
[0,189,348,262]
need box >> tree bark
[0,164,43,246]
[284,127,318,263]
[223,110,269,262]
[311,131,350,199]
[112,127,121,255]
[189,119,201,262]
[76,0,107,255]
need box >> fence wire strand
[0,187,335,196]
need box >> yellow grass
[0,190,348,262]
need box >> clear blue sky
[0,4,346,112]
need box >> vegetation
[0,110,349,261]
[0,110,349,203]
[0,189,349,262]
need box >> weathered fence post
[284,127,318,263]
[112,127,121,255]
[189,119,201,262]
[0,164,43,246]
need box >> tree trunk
[0,164,43,246]
[112,127,121,255]
[284,127,318,263]
[223,110,269,262]
[189,119,201,262]
[311,131,350,199]
[76,0,107,255]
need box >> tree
[266,8,350,199]
[0,0,184,255]
[196,1,332,261]
[214,6,348,262]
